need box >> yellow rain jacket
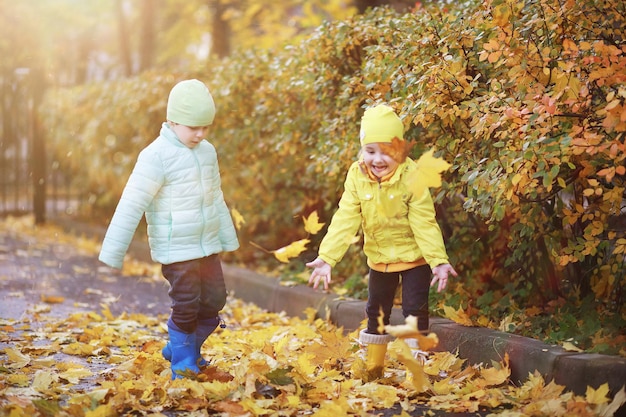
[318,158,450,273]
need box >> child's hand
[430,263,458,293]
[306,258,332,290]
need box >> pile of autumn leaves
[0,218,624,417]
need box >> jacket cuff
[318,254,337,268]
[98,253,122,270]
[428,258,450,269]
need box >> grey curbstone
[430,320,577,385]
[553,353,626,396]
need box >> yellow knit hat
[359,104,404,145]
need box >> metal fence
[0,70,80,223]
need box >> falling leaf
[388,340,430,393]
[272,239,310,263]
[384,315,439,351]
[379,137,415,163]
[406,148,452,198]
[231,208,246,231]
[302,211,325,235]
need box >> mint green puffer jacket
[99,123,239,269]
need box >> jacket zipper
[192,149,208,257]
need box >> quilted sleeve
[98,148,164,269]
[317,164,362,267]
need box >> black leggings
[365,264,431,334]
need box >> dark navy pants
[161,254,227,333]
[365,264,431,334]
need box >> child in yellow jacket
[307,104,457,339]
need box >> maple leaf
[379,137,415,163]
[479,353,510,387]
[32,370,58,391]
[384,315,439,351]
[388,340,430,393]
[272,239,310,263]
[197,366,234,383]
[5,348,31,369]
[302,211,325,235]
[424,351,465,377]
[586,383,610,405]
[442,305,475,326]
[406,148,452,198]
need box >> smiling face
[361,142,399,178]
[170,123,209,148]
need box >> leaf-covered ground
[1,216,624,416]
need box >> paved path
[0,230,170,320]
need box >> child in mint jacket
[307,104,457,347]
[99,79,239,379]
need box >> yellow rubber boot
[359,330,393,380]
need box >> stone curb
[52,218,626,402]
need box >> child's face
[362,143,399,178]
[170,123,210,148]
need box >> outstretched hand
[430,263,458,293]
[306,257,332,290]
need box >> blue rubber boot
[162,316,222,367]
[167,321,199,380]
[195,316,221,366]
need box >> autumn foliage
[40,0,625,353]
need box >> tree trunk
[31,68,46,224]
[139,0,156,72]
[116,0,133,76]
[210,0,231,58]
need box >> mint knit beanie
[359,104,404,145]
[166,79,215,126]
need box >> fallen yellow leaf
[586,383,610,405]
[5,348,31,369]
[561,341,583,352]
[40,295,65,304]
[479,353,511,387]
[442,305,475,326]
